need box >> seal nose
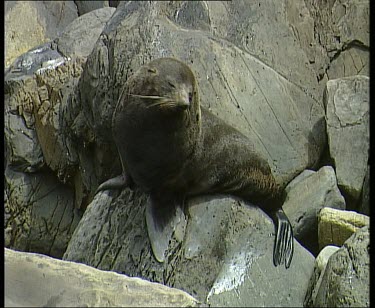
[175,88,190,109]
[176,87,190,109]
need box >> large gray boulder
[325,76,369,208]
[5,248,198,307]
[64,192,315,306]
[283,166,346,254]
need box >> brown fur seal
[97,57,294,268]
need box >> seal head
[113,58,201,194]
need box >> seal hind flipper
[95,174,131,194]
[146,194,186,262]
[271,209,294,268]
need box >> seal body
[97,57,294,268]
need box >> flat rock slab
[5,248,199,307]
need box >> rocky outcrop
[304,0,369,80]
[318,207,369,250]
[5,248,198,307]
[305,226,370,307]
[4,1,369,307]
[325,76,369,208]
[4,7,116,258]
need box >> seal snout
[173,86,191,110]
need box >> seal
[97,57,294,268]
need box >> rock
[315,245,341,273]
[206,239,314,307]
[64,192,315,306]
[327,48,369,80]
[283,166,345,254]
[55,7,116,58]
[4,168,81,258]
[5,1,78,68]
[4,7,116,257]
[304,245,340,306]
[307,226,369,307]
[285,0,328,82]
[304,0,369,80]
[4,72,45,172]
[325,76,369,207]
[75,1,110,16]
[5,248,198,307]
[5,7,115,77]
[318,207,369,250]
[4,1,370,307]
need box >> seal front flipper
[270,208,294,268]
[145,194,186,262]
[95,173,132,194]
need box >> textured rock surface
[325,76,369,207]
[4,7,116,257]
[4,168,81,258]
[304,0,369,80]
[5,248,198,307]
[75,0,110,16]
[308,226,369,307]
[283,166,345,254]
[206,240,314,307]
[304,245,340,307]
[5,1,78,67]
[318,207,369,250]
[4,1,370,307]
[56,7,116,58]
[64,193,315,306]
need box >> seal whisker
[147,100,176,108]
[128,93,168,100]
